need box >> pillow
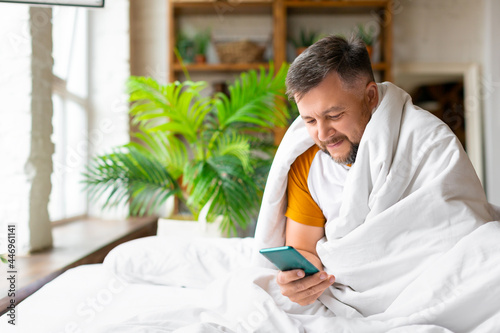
[103,236,255,289]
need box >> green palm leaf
[129,77,212,143]
[210,131,252,172]
[83,146,180,216]
[183,156,260,236]
[215,63,290,131]
[129,130,188,180]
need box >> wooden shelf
[168,0,393,81]
[286,3,387,15]
[172,1,272,15]
[285,0,389,8]
[173,62,270,72]
[173,0,272,5]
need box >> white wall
[482,0,500,205]
[87,0,131,219]
[393,0,484,64]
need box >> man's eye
[306,119,316,124]
[329,114,342,120]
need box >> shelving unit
[168,0,393,82]
[168,0,274,81]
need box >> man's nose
[318,121,334,142]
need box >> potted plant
[289,28,321,56]
[176,31,195,63]
[194,30,211,64]
[83,63,290,236]
[355,23,375,60]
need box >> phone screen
[259,246,320,276]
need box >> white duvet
[95,82,500,332]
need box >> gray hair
[286,35,375,102]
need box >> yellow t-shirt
[285,145,326,227]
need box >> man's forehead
[292,72,343,101]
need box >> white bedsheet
[0,264,209,333]
[97,236,334,333]
[0,237,257,333]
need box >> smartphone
[259,246,320,276]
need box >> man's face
[295,72,378,165]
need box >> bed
[3,84,500,332]
[2,216,500,333]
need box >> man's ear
[365,82,378,110]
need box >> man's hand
[277,269,335,306]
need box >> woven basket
[215,40,266,64]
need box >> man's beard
[319,137,359,165]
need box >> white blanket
[254,82,500,330]
[97,82,500,332]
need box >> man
[276,35,378,306]
[274,35,492,310]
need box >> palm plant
[83,63,290,235]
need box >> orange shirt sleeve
[285,145,326,227]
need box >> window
[49,7,89,222]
